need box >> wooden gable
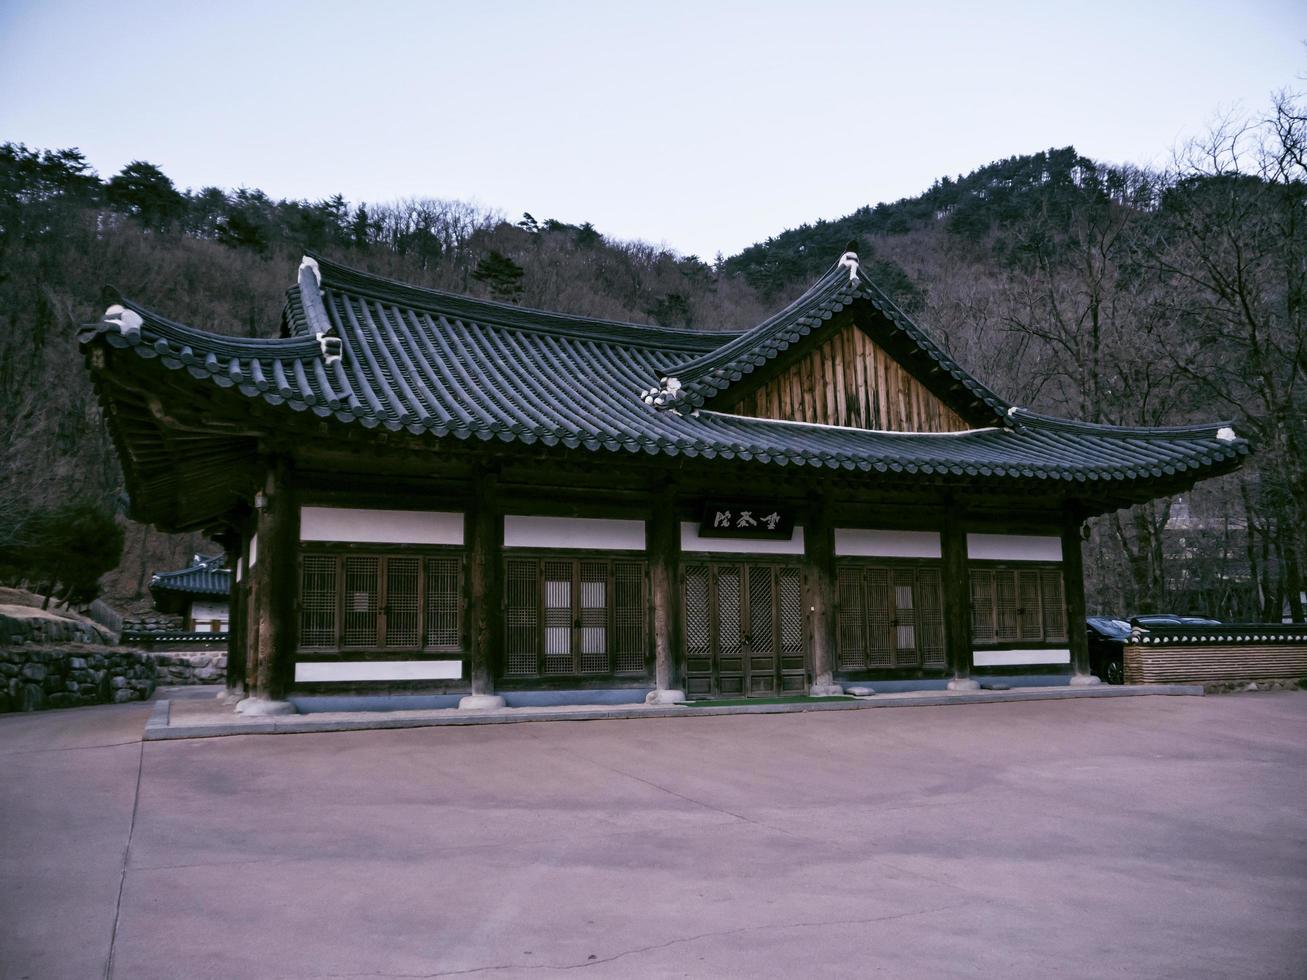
[716,322,972,433]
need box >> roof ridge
[1009,407,1247,441]
[79,295,323,357]
[304,252,741,351]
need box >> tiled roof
[79,253,1250,493]
[149,555,231,597]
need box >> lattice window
[508,556,647,678]
[716,566,742,657]
[836,563,943,670]
[386,557,421,647]
[684,566,711,659]
[748,566,775,655]
[613,561,646,673]
[994,570,1019,641]
[299,550,463,652]
[970,565,1068,645]
[864,566,893,668]
[916,568,946,668]
[1016,569,1043,641]
[505,558,540,676]
[836,567,865,670]
[893,569,917,662]
[779,568,803,659]
[578,561,609,674]
[424,557,462,648]
[299,555,338,647]
[970,570,995,642]
[342,556,379,647]
[1040,569,1067,640]
[542,560,574,675]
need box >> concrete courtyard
[1,693,1305,979]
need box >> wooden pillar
[218,529,245,699]
[942,513,979,690]
[1062,512,1099,684]
[250,457,299,702]
[241,522,260,695]
[462,470,504,706]
[648,491,684,701]
[804,498,842,695]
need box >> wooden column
[1062,512,1098,684]
[218,529,245,699]
[804,498,841,695]
[941,513,979,690]
[463,471,503,703]
[251,457,299,702]
[241,522,260,695]
[648,491,683,701]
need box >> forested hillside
[2,91,1303,620]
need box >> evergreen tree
[471,251,525,301]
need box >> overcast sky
[1,1,1303,259]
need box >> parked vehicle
[1086,617,1132,684]
[1128,614,1222,628]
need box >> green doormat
[681,695,857,707]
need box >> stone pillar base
[810,683,845,696]
[235,698,296,716]
[947,678,981,691]
[217,687,245,705]
[1068,673,1102,687]
[458,694,507,710]
[646,689,687,705]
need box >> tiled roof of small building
[79,252,1250,490]
[149,555,231,597]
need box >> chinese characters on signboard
[698,502,796,540]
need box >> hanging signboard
[698,502,796,540]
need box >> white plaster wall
[834,529,941,558]
[300,507,464,545]
[973,648,1071,666]
[503,516,646,551]
[295,660,463,682]
[966,533,1061,562]
[680,522,805,555]
[190,601,229,632]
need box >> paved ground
[2,694,1305,979]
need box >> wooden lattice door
[683,562,805,698]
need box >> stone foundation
[0,646,157,712]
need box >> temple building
[148,554,232,633]
[80,249,1250,713]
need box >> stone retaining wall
[0,646,157,712]
[0,608,115,646]
[150,651,227,686]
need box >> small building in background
[148,555,231,633]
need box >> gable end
[710,314,976,433]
